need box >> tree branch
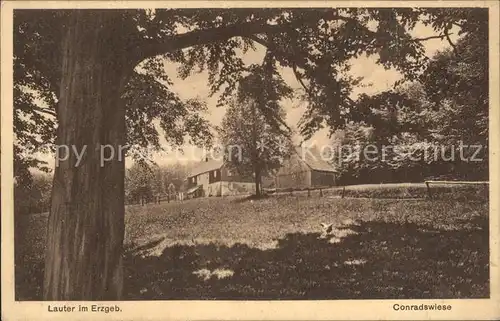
[292,64,312,95]
[245,34,269,48]
[446,32,457,51]
[138,20,291,61]
[31,106,56,117]
[138,13,359,62]
[136,13,459,119]
[245,34,313,100]
[414,33,453,41]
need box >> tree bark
[43,11,132,300]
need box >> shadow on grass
[123,216,489,300]
[14,215,489,300]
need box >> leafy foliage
[125,162,156,204]
[330,25,488,184]
[123,70,212,153]
[219,64,294,190]
[13,10,213,178]
[421,34,488,145]
[14,8,485,182]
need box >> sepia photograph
[1,1,499,320]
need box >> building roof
[187,146,337,177]
[186,185,202,195]
[188,158,224,177]
[295,146,338,173]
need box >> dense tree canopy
[219,63,294,195]
[14,8,485,179]
[329,26,489,184]
[125,162,155,204]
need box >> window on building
[214,170,218,178]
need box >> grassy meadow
[15,184,489,300]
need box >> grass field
[15,184,489,300]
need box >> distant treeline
[14,162,194,214]
[124,162,191,205]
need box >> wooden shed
[275,146,337,189]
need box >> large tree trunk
[43,11,132,300]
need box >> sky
[149,22,458,167]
